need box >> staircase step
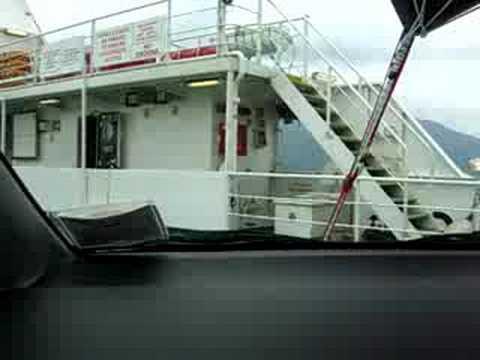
[379,182,404,196]
[340,135,361,144]
[352,150,375,160]
[391,196,418,205]
[330,121,350,132]
[287,74,318,95]
[295,83,317,95]
[407,212,430,222]
[367,166,390,177]
[304,94,326,107]
[312,105,327,117]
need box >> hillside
[420,120,480,169]
[276,120,480,172]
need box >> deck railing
[228,171,480,241]
[12,165,480,241]
[0,0,269,89]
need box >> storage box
[274,193,351,239]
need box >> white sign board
[131,17,168,60]
[41,36,85,78]
[95,24,132,67]
[95,16,167,67]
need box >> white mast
[0,0,40,46]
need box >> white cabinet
[13,112,38,159]
[274,193,352,239]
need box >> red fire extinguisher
[218,122,248,156]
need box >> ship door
[85,112,122,169]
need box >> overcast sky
[27,0,480,134]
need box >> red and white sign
[95,16,167,67]
[132,17,167,60]
[95,24,132,67]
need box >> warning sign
[132,17,167,60]
[95,24,132,67]
[95,16,167,67]
[41,36,86,77]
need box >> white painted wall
[15,166,86,210]
[87,88,216,170]
[12,97,80,168]
[11,88,217,170]
[14,167,231,231]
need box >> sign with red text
[41,36,86,77]
[95,16,167,67]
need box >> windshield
[1,0,480,251]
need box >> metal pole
[217,0,227,56]
[225,71,239,172]
[353,182,361,242]
[167,0,172,48]
[0,99,6,154]
[81,84,87,170]
[90,20,97,74]
[403,180,409,240]
[303,15,309,79]
[34,47,41,84]
[256,0,263,63]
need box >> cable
[439,4,480,30]
[424,0,455,30]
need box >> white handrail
[304,18,465,178]
[228,171,480,186]
[263,1,408,153]
[0,0,170,51]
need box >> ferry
[1,0,479,242]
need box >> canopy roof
[0,0,39,34]
[391,0,480,34]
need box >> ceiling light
[187,79,220,88]
[39,98,61,106]
[3,28,29,38]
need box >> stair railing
[257,10,410,177]
[265,0,464,178]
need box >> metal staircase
[271,72,439,239]
[256,0,468,237]
[262,0,464,178]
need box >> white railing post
[303,15,309,78]
[354,182,361,242]
[217,0,227,56]
[256,0,263,63]
[34,47,41,84]
[90,19,97,74]
[225,71,239,172]
[81,83,87,170]
[81,82,89,205]
[167,0,172,48]
[0,98,6,154]
[326,66,333,127]
[401,121,408,177]
[403,179,409,240]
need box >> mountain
[276,119,480,173]
[420,120,480,169]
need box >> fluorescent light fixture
[187,79,220,88]
[39,98,61,106]
[3,28,29,38]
